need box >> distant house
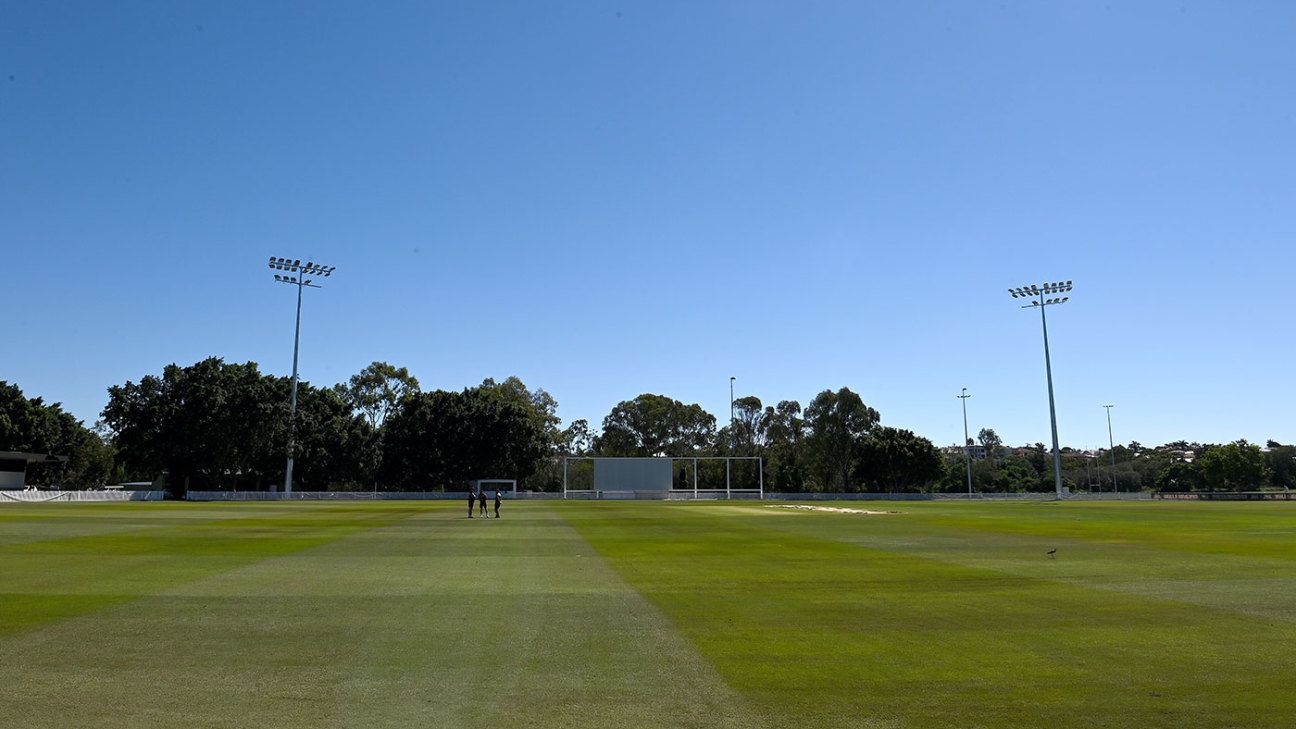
[943,445,987,460]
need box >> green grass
[3,500,1296,727]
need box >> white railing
[183,490,1154,502]
[185,491,564,501]
[0,490,165,503]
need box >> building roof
[0,451,70,464]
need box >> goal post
[562,456,763,500]
[472,479,517,494]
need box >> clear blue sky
[3,2,1294,449]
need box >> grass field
[3,499,1296,728]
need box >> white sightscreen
[593,458,672,492]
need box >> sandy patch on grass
[766,504,898,515]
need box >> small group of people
[468,489,502,518]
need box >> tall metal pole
[267,256,334,495]
[284,278,303,494]
[1040,300,1064,498]
[1009,281,1071,500]
[958,388,973,495]
[1104,404,1116,493]
[729,376,736,434]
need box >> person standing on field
[467,489,475,518]
[478,489,488,517]
[494,491,501,518]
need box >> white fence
[766,491,1153,502]
[0,490,166,503]
[185,490,1153,502]
[185,491,565,501]
[562,489,763,501]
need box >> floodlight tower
[729,376,736,432]
[1104,404,1116,492]
[1008,280,1073,499]
[958,388,973,495]
[267,256,336,494]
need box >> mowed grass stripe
[733,501,1296,623]
[0,502,766,729]
[869,501,1296,561]
[0,502,243,547]
[561,502,1296,729]
[0,503,415,637]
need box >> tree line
[942,430,1294,494]
[1,358,1291,495]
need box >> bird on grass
[1047,548,1057,559]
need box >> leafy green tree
[1154,461,1205,492]
[478,377,561,438]
[729,395,768,455]
[977,427,1002,462]
[102,358,374,494]
[379,385,551,489]
[855,427,944,492]
[103,358,285,492]
[804,387,879,490]
[472,377,568,491]
[593,394,716,457]
[1265,440,1296,490]
[288,384,378,489]
[0,381,115,487]
[764,400,808,491]
[559,419,593,456]
[336,361,419,429]
[1197,440,1271,491]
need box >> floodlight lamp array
[263,256,331,276]
[1008,279,1073,300]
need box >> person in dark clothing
[468,490,475,518]
[494,491,501,518]
[478,489,488,517]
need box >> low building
[0,451,70,489]
[943,445,987,460]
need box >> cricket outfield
[2,500,1294,728]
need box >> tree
[289,384,378,489]
[478,376,563,451]
[804,387,879,490]
[103,358,286,493]
[1197,440,1271,491]
[593,394,716,457]
[764,400,808,491]
[977,428,1002,462]
[102,358,374,494]
[336,361,420,429]
[1154,461,1205,492]
[379,385,551,489]
[0,381,116,487]
[1265,440,1296,490]
[728,395,768,455]
[855,426,944,492]
[559,419,593,456]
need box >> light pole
[729,376,736,433]
[1008,280,1073,499]
[958,388,973,495]
[1104,404,1116,493]
[268,256,335,494]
